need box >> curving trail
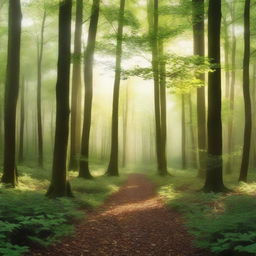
[31,174,208,256]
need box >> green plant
[0,166,124,256]
[151,172,256,256]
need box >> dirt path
[31,174,207,256]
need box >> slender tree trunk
[51,103,54,152]
[188,93,197,168]
[69,0,83,171]
[37,10,46,168]
[106,0,126,176]
[181,94,186,169]
[46,0,72,198]
[192,0,206,178]
[239,0,251,182]
[251,62,256,168]
[203,0,227,192]
[2,0,22,186]
[223,16,230,99]
[122,83,129,167]
[25,99,29,156]
[226,2,236,174]
[159,40,168,175]
[79,0,100,179]
[149,0,166,175]
[18,76,25,163]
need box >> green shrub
[152,172,256,256]
[0,189,82,256]
[169,192,256,255]
[0,166,124,256]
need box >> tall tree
[122,83,129,167]
[106,0,126,176]
[148,0,168,176]
[251,62,256,168]
[223,14,230,99]
[1,0,22,186]
[159,40,168,175]
[36,9,46,168]
[18,76,25,163]
[188,93,197,168]
[69,0,83,171]
[203,0,227,192]
[79,0,100,179]
[192,0,206,178]
[239,0,251,182]
[46,0,72,198]
[181,94,186,169]
[226,2,237,174]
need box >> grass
[0,164,125,256]
[148,168,256,256]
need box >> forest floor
[30,173,209,256]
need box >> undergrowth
[0,165,124,256]
[149,169,256,256]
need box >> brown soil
[30,174,209,256]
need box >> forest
[1,0,256,255]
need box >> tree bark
[122,83,129,167]
[159,40,168,175]
[36,10,46,168]
[192,0,206,178]
[106,0,126,176]
[226,2,236,174]
[223,16,230,99]
[239,0,251,182]
[18,76,25,164]
[181,94,186,169]
[188,93,197,168]
[69,0,83,171]
[148,0,166,175]
[46,0,72,198]
[79,0,100,179]
[251,62,256,168]
[203,0,227,192]
[2,0,22,186]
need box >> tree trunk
[51,103,54,152]
[69,0,83,171]
[192,0,206,178]
[159,40,168,175]
[250,62,256,168]
[2,0,22,186]
[46,0,72,198]
[37,10,46,168]
[148,0,166,175]
[239,0,251,182]
[181,94,186,169]
[188,93,197,168]
[223,16,230,99]
[79,0,100,179]
[18,76,25,164]
[106,0,126,176]
[122,83,129,167]
[251,62,256,168]
[203,0,227,192]
[226,2,236,174]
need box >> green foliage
[0,166,124,256]
[165,55,211,93]
[152,172,256,256]
[0,188,82,255]
[184,195,256,255]
[71,173,124,209]
[101,5,140,30]
[123,55,211,94]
